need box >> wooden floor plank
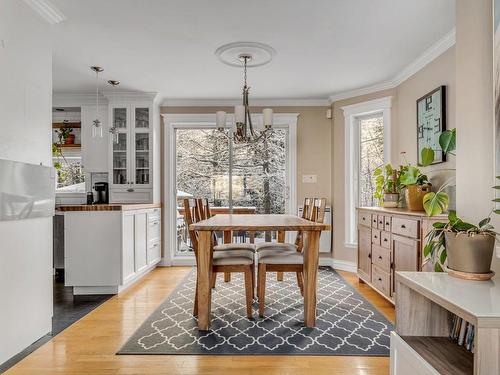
[5,267,393,375]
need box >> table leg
[197,230,213,330]
[303,230,320,327]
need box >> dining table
[189,213,331,330]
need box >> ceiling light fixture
[90,66,104,138]
[215,42,276,143]
[107,79,120,144]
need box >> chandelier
[215,54,273,143]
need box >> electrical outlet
[302,174,317,183]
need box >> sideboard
[356,207,445,303]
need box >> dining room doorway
[163,113,298,264]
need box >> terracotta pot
[383,193,399,208]
[445,232,495,274]
[405,184,431,211]
[65,134,75,145]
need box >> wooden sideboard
[356,207,445,303]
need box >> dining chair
[256,197,326,318]
[182,198,256,319]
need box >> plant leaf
[439,128,456,154]
[423,242,432,257]
[479,217,491,228]
[400,166,420,186]
[420,147,435,167]
[434,262,444,272]
[448,210,457,223]
[439,248,447,265]
[423,191,449,217]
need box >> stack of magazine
[450,315,475,352]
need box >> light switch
[302,174,317,183]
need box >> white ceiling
[51,0,455,102]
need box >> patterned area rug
[118,268,393,356]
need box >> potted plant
[55,126,74,145]
[424,211,496,274]
[373,164,401,207]
[399,165,430,211]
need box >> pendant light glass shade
[107,80,120,144]
[90,66,104,138]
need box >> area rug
[117,267,393,356]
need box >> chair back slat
[295,197,327,252]
[182,198,218,256]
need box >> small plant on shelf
[373,164,402,207]
[398,161,431,211]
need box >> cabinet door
[134,211,148,272]
[357,226,372,282]
[111,106,130,187]
[132,106,152,188]
[392,234,419,294]
[122,212,136,283]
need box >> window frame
[342,97,392,248]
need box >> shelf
[401,336,473,375]
[59,144,81,148]
[52,122,81,128]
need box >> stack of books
[450,315,475,352]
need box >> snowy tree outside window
[175,128,287,253]
[358,115,384,207]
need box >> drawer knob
[378,255,382,260]
[152,221,159,225]
[378,277,382,282]
[401,224,406,229]
[362,217,365,221]
[368,253,372,259]
[383,238,388,242]
[374,235,378,239]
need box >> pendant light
[90,66,104,138]
[107,79,120,144]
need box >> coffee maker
[93,182,109,204]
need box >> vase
[445,232,495,274]
[383,193,399,208]
[405,184,430,211]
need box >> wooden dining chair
[182,198,256,319]
[256,197,326,318]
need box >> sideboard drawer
[371,229,381,246]
[381,231,391,249]
[372,245,391,272]
[371,214,378,227]
[392,217,419,238]
[384,216,392,232]
[372,265,391,297]
[377,215,385,230]
[358,211,371,227]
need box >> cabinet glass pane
[113,108,127,129]
[135,107,149,128]
[135,133,150,185]
[113,133,127,184]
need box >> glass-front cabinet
[109,104,153,200]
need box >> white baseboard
[331,259,357,273]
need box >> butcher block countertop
[56,203,161,212]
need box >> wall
[331,47,456,265]
[455,0,500,272]
[0,0,53,364]
[160,106,332,205]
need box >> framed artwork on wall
[416,86,446,166]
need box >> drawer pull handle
[127,188,135,192]
[383,238,388,242]
[378,256,382,260]
[401,224,406,229]
[153,243,159,247]
[378,277,382,282]
[374,235,378,239]
[362,217,365,221]
[152,221,159,225]
[368,253,371,259]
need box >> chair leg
[296,271,304,296]
[244,267,253,319]
[258,263,266,317]
[276,271,284,281]
[193,280,198,317]
[211,272,217,288]
[251,264,255,299]
[224,272,231,282]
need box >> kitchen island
[58,203,161,295]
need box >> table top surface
[56,203,161,212]
[397,272,500,320]
[189,214,331,231]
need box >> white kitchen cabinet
[109,103,153,203]
[64,206,161,295]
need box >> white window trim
[342,96,392,248]
[161,113,298,266]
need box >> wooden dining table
[189,214,331,330]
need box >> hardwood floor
[4,267,394,375]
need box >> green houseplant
[424,211,496,273]
[399,165,430,211]
[373,164,401,207]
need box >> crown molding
[329,28,456,103]
[101,91,159,102]
[161,98,330,107]
[52,92,107,107]
[23,0,66,24]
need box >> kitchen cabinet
[63,205,161,295]
[109,104,153,203]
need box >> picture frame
[416,85,446,166]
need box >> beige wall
[331,47,456,264]
[160,106,332,206]
[455,0,499,272]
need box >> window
[343,97,391,247]
[358,114,384,207]
[53,154,85,193]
